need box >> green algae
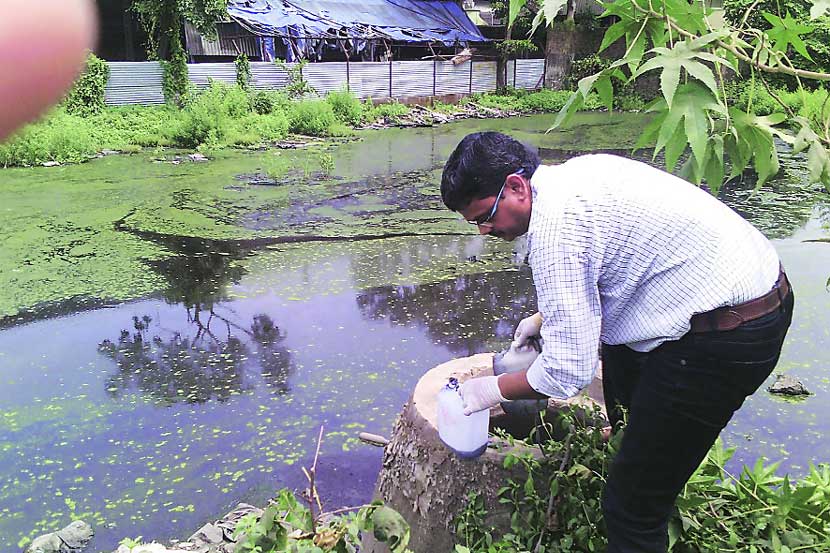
[0,112,659,322]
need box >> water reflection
[99,312,292,404]
[101,237,294,404]
[357,269,537,356]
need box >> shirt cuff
[525,353,583,400]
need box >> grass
[3,81,766,168]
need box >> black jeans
[601,290,794,553]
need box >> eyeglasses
[466,168,524,228]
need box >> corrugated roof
[227,0,488,43]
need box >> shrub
[326,89,364,126]
[471,92,523,112]
[174,81,251,147]
[0,109,101,166]
[796,87,830,128]
[64,53,110,116]
[517,89,573,112]
[231,112,290,143]
[89,105,177,148]
[564,54,610,91]
[725,80,781,115]
[162,47,189,106]
[250,90,292,115]
[365,101,409,122]
[614,92,647,112]
[235,53,251,91]
[288,99,338,136]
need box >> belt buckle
[721,310,745,331]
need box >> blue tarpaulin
[227,0,488,44]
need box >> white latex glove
[513,312,543,348]
[459,375,507,415]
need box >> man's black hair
[441,131,541,211]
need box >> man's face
[458,172,532,241]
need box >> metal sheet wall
[435,61,474,96]
[471,61,497,94]
[188,63,238,88]
[105,60,501,105]
[302,63,349,96]
[250,62,290,90]
[347,62,393,99]
[105,62,165,106]
[514,59,545,90]
[391,61,435,98]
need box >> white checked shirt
[525,154,781,399]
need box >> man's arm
[498,369,547,400]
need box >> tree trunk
[544,23,578,90]
[363,353,605,553]
[497,23,514,90]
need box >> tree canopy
[131,0,228,59]
[511,0,830,192]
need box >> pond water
[0,113,828,551]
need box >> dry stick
[304,425,325,534]
[534,433,574,553]
[758,73,796,119]
[321,504,375,517]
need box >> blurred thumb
[0,0,97,141]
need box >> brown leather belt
[690,270,790,333]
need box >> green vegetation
[455,407,830,553]
[232,491,410,553]
[722,0,830,81]
[235,53,252,91]
[131,0,227,60]
[470,88,606,113]
[161,47,189,106]
[519,0,830,190]
[64,54,109,116]
[327,89,365,126]
[0,85,633,168]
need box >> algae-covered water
[1,113,828,551]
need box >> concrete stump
[364,353,604,553]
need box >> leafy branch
[528,0,830,192]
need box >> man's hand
[459,375,506,415]
[513,312,543,348]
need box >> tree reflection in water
[99,312,293,404]
[356,269,537,356]
[99,238,294,404]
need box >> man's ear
[505,173,531,200]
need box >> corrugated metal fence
[105,59,546,106]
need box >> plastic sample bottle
[436,377,489,458]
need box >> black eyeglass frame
[466,168,525,227]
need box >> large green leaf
[370,506,410,553]
[703,136,725,193]
[633,40,726,107]
[652,83,724,171]
[664,0,711,34]
[599,20,632,53]
[508,0,528,28]
[729,110,782,187]
[761,11,814,60]
[807,140,830,190]
[551,71,600,129]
